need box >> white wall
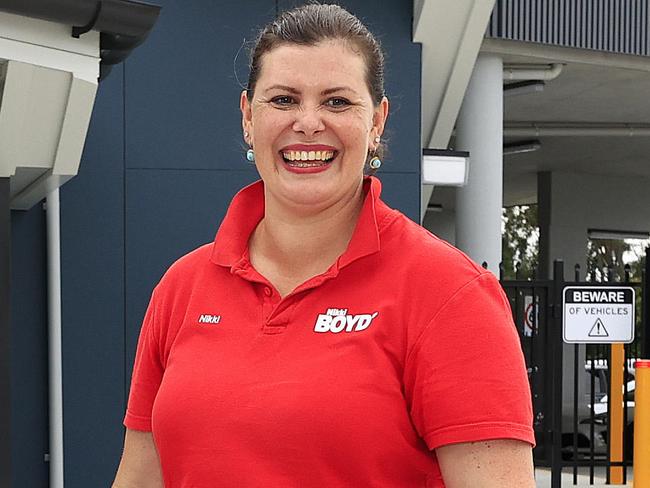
[543,171,650,279]
[423,209,456,245]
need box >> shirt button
[264,287,272,297]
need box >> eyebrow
[264,85,359,96]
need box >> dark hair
[246,3,387,169]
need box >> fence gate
[500,256,649,487]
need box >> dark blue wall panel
[10,206,48,487]
[124,0,276,171]
[60,63,125,487]
[376,172,420,222]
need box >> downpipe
[45,189,64,488]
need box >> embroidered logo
[198,314,221,324]
[313,308,378,333]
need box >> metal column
[0,177,11,486]
[550,260,565,488]
[455,53,504,273]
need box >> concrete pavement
[535,467,633,487]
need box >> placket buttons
[261,285,275,324]
[260,285,291,334]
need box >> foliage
[501,205,539,279]
[586,238,647,359]
[586,239,646,282]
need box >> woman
[113,4,535,487]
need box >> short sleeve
[123,288,164,431]
[404,272,535,450]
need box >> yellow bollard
[610,344,625,484]
[634,360,650,487]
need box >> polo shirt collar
[210,176,383,270]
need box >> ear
[240,90,253,143]
[370,96,389,148]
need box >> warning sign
[523,295,538,337]
[563,286,635,344]
[588,318,608,337]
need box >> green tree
[586,239,630,282]
[501,205,539,280]
[586,239,648,281]
[586,239,647,358]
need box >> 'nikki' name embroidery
[198,314,221,324]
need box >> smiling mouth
[281,150,337,167]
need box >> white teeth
[281,150,336,162]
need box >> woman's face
[241,39,388,213]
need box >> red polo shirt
[124,176,534,487]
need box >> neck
[251,181,365,276]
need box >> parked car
[561,365,635,459]
[588,379,635,455]
[561,366,608,458]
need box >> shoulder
[153,242,215,299]
[136,243,215,365]
[374,203,505,334]
[377,204,486,287]
[144,243,216,344]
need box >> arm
[112,429,164,488]
[436,439,535,488]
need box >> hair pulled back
[246,3,387,168]
[247,3,385,106]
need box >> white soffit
[482,37,650,73]
[414,0,497,219]
[0,11,99,83]
[0,11,99,209]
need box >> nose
[292,106,325,137]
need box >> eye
[325,97,351,109]
[270,95,296,106]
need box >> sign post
[563,286,635,485]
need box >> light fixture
[503,139,541,155]
[503,80,545,97]
[422,149,469,186]
[588,229,650,240]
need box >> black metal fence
[498,252,649,487]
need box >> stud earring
[246,148,255,162]
[374,136,380,144]
[369,156,382,170]
[244,131,249,139]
